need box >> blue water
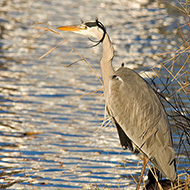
[0,0,189,189]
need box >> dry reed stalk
[33,22,102,85]
[32,21,103,101]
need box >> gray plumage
[108,67,176,181]
[57,19,177,182]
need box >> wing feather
[107,67,176,181]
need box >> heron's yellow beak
[57,25,82,32]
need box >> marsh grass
[143,1,190,189]
[150,0,190,162]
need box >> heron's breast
[108,77,131,125]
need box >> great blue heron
[57,19,177,189]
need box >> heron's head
[57,19,106,43]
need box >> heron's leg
[136,155,149,190]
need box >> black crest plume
[88,19,107,47]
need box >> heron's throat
[100,33,114,103]
[100,33,114,80]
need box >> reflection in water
[0,0,189,189]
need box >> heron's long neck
[100,33,114,102]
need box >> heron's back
[107,67,176,181]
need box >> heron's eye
[80,24,87,29]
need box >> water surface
[0,0,189,189]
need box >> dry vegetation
[146,1,190,189]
